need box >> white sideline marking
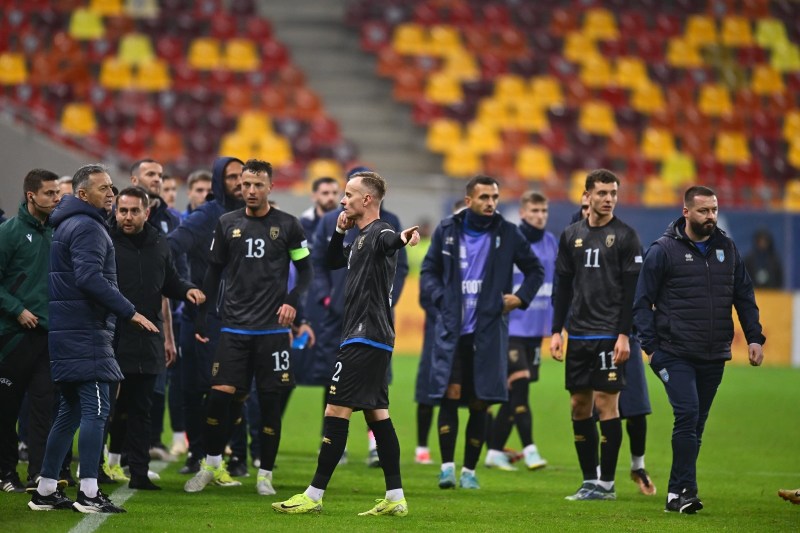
[792,293,800,368]
[68,460,168,533]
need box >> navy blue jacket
[421,210,544,403]
[633,217,765,361]
[48,194,133,383]
[168,157,243,319]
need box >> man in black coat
[109,187,204,490]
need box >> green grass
[3,356,799,532]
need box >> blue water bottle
[292,331,310,350]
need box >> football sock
[80,478,98,498]
[490,402,513,451]
[510,378,533,447]
[108,453,121,467]
[484,409,494,445]
[416,403,434,448]
[204,389,233,456]
[310,416,349,490]
[206,454,222,468]
[463,408,486,470]
[369,418,402,490]
[37,477,57,496]
[573,417,599,481]
[386,488,404,502]
[437,398,459,464]
[626,414,647,458]
[599,418,623,482]
[597,479,615,491]
[304,485,324,502]
[631,455,645,470]
[258,392,282,471]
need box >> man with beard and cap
[421,175,544,491]
[168,156,247,479]
[634,185,765,514]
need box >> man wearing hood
[421,175,544,491]
[29,164,157,514]
[168,157,246,476]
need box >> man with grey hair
[28,164,157,514]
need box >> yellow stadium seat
[124,0,159,18]
[442,50,479,81]
[580,55,612,89]
[134,59,170,91]
[614,56,648,89]
[642,177,679,207]
[787,139,800,169]
[783,110,800,141]
[563,32,599,64]
[494,74,528,102]
[751,64,785,95]
[755,18,788,49]
[631,81,665,114]
[698,84,732,117]
[237,111,272,140]
[306,158,343,181]
[99,57,133,90]
[513,99,549,133]
[118,33,154,66]
[785,179,800,211]
[714,131,750,164]
[476,98,514,130]
[443,142,482,177]
[89,0,123,16]
[660,151,696,187]
[721,16,753,47]
[255,135,292,166]
[219,133,252,160]
[685,15,717,47]
[426,118,462,153]
[466,121,502,154]
[667,38,703,68]
[641,127,676,160]
[569,170,590,203]
[392,23,427,55]
[61,103,97,136]
[578,101,616,136]
[68,8,105,40]
[529,76,564,108]
[424,72,463,105]
[0,52,28,85]
[771,41,800,72]
[515,145,554,181]
[187,38,221,70]
[428,25,462,57]
[224,39,260,72]
[583,8,618,41]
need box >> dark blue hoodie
[48,194,133,383]
[168,156,243,318]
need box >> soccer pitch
[3,356,798,532]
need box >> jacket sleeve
[72,224,135,320]
[511,226,544,309]
[311,216,334,302]
[392,245,409,307]
[632,243,667,355]
[420,224,446,309]
[160,240,195,301]
[167,208,209,262]
[0,225,24,319]
[731,243,766,346]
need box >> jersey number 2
[272,350,290,371]
[246,238,265,258]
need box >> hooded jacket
[420,210,544,403]
[48,194,133,383]
[633,217,765,361]
[167,157,244,319]
[111,222,195,374]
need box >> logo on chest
[358,235,366,250]
[605,234,615,248]
[232,228,241,239]
[574,238,583,248]
[715,249,725,262]
[270,226,280,240]
[685,253,693,262]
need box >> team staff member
[633,185,765,514]
[551,169,642,502]
[273,171,419,516]
[421,175,544,491]
[185,160,312,496]
[0,169,60,492]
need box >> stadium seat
[580,55,613,89]
[493,74,528,102]
[425,72,463,105]
[89,0,123,15]
[443,141,482,177]
[783,179,800,211]
[0,52,27,85]
[476,98,514,130]
[515,145,554,181]
[642,176,679,206]
[99,57,133,90]
[698,84,732,117]
[426,118,462,153]
[641,127,676,160]
[578,101,616,136]
[219,132,253,160]
[514,100,549,133]
[124,0,159,18]
[614,56,648,89]
[631,81,665,114]
[392,23,427,55]
[771,41,800,72]
[60,102,97,136]
[150,129,184,163]
[607,127,638,160]
[755,18,788,49]
[187,37,222,70]
[666,38,703,68]
[260,39,289,71]
[751,65,785,95]
[583,8,619,41]
[134,59,170,91]
[118,33,154,66]
[784,110,800,142]
[466,121,502,154]
[787,140,800,170]
[393,68,425,103]
[550,8,578,37]
[237,110,272,140]
[428,25,461,57]
[529,76,564,109]
[224,39,260,72]
[721,16,753,47]
[685,15,718,47]
[715,131,750,164]
[660,150,696,186]
[564,32,598,64]
[441,51,479,81]
[68,8,104,40]
[255,134,293,166]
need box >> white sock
[486,449,503,461]
[441,461,455,472]
[523,444,538,455]
[172,431,186,445]
[37,477,57,496]
[80,477,99,498]
[597,479,614,491]
[596,465,602,478]
[108,453,121,467]
[367,430,377,451]
[631,455,645,470]
[584,478,598,485]
[415,446,429,455]
[667,492,680,502]
[206,454,222,468]
[258,469,272,480]
[304,485,324,502]
[461,467,475,476]
[386,488,404,502]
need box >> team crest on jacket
[605,234,615,247]
[716,249,725,262]
[358,235,366,249]
[270,226,279,240]
[232,228,241,238]
[574,238,583,248]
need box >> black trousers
[0,328,54,479]
[109,373,157,478]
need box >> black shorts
[327,342,390,411]
[565,338,626,392]
[508,336,542,382]
[211,331,294,393]
[447,335,478,402]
